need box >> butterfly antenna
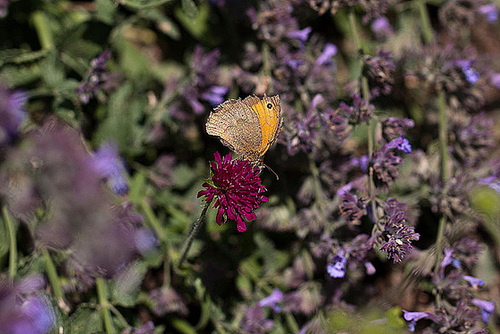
[263,163,279,180]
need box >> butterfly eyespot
[266,103,273,109]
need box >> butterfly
[206,94,283,164]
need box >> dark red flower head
[197,152,268,232]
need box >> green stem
[284,313,300,333]
[416,0,433,44]
[437,91,448,180]
[433,90,448,271]
[309,157,324,209]
[32,11,55,49]
[178,199,213,268]
[109,305,130,328]
[3,206,17,281]
[347,9,379,223]
[96,277,115,334]
[347,10,362,53]
[416,0,449,276]
[41,247,64,302]
[140,199,166,243]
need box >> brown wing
[242,94,282,158]
[206,98,262,161]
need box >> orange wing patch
[250,95,282,157]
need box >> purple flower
[20,296,55,334]
[122,321,156,334]
[286,59,306,70]
[455,60,479,84]
[339,192,367,223]
[148,287,188,316]
[381,117,415,141]
[201,85,228,106]
[479,4,498,23]
[76,50,120,104]
[197,152,268,232]
[490,73,500,89]
[379,199,419,263]
[327,251,347,278]
[258,289,283,313]
[351,155,369,173]
[371,16,393,39]
[363,49,395,97]
[337,94,374,124]
[240,305,274,333]
[384,135,411,153]
[315,43,337,66]
[452,113,494,167]
[472,299,495,324]
[402,311,431,332]
[0,280,55,334]
[92,142,129,195]
[0,85,27,145]
[287,26,312,43]
[478,174,500,194]
[286,108,321,155]
[371,137,410,189]
[440,249,461,269]
[134,228,158,255]
[364,261,376,275]
[463,275,485,288]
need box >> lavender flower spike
[472,299,495,324]
[92,142,129,195]
[316,43,337,66]
[0,85,27,145]
[402,311,430,332]
[327,251,347,278]
[258,289,284,313]
[287,26,312,43]
[479,4,498,23]
[456,60,479,84]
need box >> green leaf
[96,0,117,24]
[93,82,145,156]
[115,38,152,79]
[385,307,406,329]
[0,49,48,67]
[0,64,41,86]
[68,306,101,334]
[140,9,180,40]
[170,318,197,334]
[119,0,175,9]
[181,0,198,19]
[128,170,147,205]
[173,163,197,189]
[235,273,253,299]
[40,52,66,89]
[110,261,148,306]
[193,278,211,329]
[0,213,10,261]
[174,1,211,41]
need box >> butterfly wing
[243,95,283,158]
[206,98,262,161]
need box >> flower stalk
[96,277,115,334]
[3,206,17,282]
[347,9,378,223]
[178,198,213,268]
[41,247,64,304]
[414,0,449,272]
